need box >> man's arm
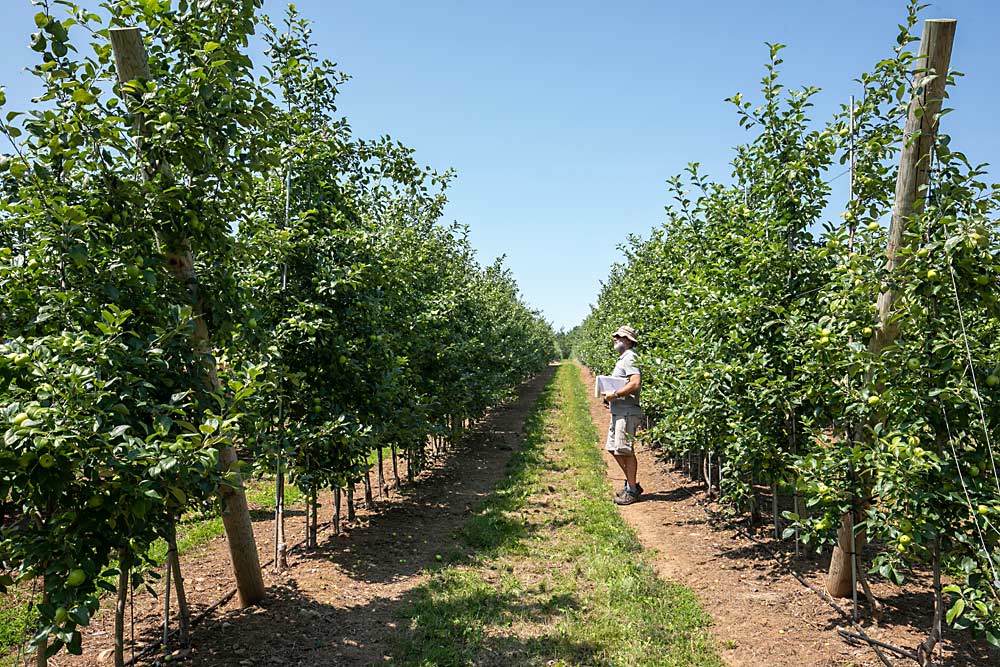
[603,373,640,402]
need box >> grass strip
[392,363,723,667]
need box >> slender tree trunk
[918,539,944,666]
[36,577,48,667]
[167,523,190,646]
[391,443,401,487]
[114,549,130,667]
[347,485,356,522]
[771,481,781,540]
[333,487,341,535]
[275,468,287,570]
[162,539,172,648]
[309,488,318,547]
[376,446,386,497]
[363,468,374,509]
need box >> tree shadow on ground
[287,368,555,587]
[830,588,998,666]
[147,571,613,667]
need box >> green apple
[66,568,86,587]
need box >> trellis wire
[940,404,1000,593]
[938,219,1000,495]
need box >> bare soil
[578,361,996,667]
[56,366,554,667]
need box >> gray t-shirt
[610,348,642,416]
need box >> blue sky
[1,1,997,330]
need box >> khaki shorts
[606,414,642,455]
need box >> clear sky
[1,1,997,330]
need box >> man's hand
[602,391,617,403]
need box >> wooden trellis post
[826,17,957,600]
[108,27,265,608]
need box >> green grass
[0,593,36,667]
[145,476,305,565]
[366,445,396,468]
[392,363,723,667]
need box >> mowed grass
[391,363,723,667]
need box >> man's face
[613,336,628,353]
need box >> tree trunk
[771,481,782,540]
[363,468,374,509]
[918,539,944,666]
[391,443,400,487]
[333,487,341,535]
[114,549,130,667]
[274,468,287,571]
[376,446,386,497]
[36,579,48,667]
[309,488,318,547]
[167,524,190,646]
[347,485,356,522]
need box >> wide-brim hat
[611,325,638,344]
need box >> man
[603,325,643,505]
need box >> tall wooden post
[109,27,265,607]
[826,18,957,599]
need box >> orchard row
[0,1,555,662]
[574,3,999,654]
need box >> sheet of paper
[594,375,626,397]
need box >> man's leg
[612,453,636,486]
[607,416,628,476]
[620,453,638,488]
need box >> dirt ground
[578,361,996,667]
[55,367,554,667]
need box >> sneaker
[616,482,643,498]
[614,489,639,505]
